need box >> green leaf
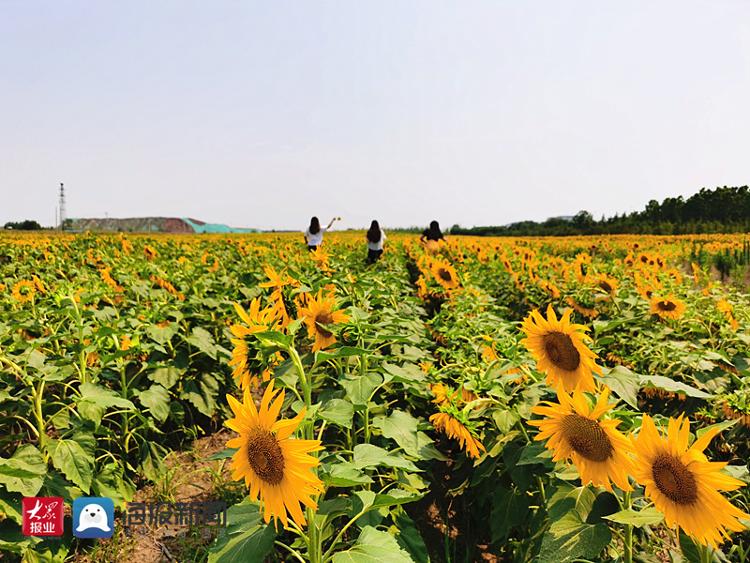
[0,445,47,497]
[678,531,702,563]
[253,330,293,350]
[187,327,218,359]
[538,519,611,563]
[207,501,276,563]
[492,410,519,434]
[341,373,383,408]
[77,382,135,426]
[382,363,426,384]
[373,410,446,461]
[353,444,420,472]
[319,398,355,428]
[147,323,177,344]
[640,375,711,399]
[491,487,529,542]
[323,462,374,487]
[137,384,171,423]
[369,489,423,510]
[394,512,428,563]
[332,526,413,563]
[209,448,238,461]
[600,366,640,408]
[47,439,93,493]
[148,366,182,389]
[92,463,135,508]
[0,519,32,553]
[0,489,23,524]
[604,507,664,527]
[315,346,369,362]
[27,349,47,370]
[516,442,553,467]
[538,484,610,563]
[181,377,219,417]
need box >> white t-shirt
[305,226,327,246]
[367,230,386,251]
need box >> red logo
[22,497,64,537]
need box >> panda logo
[76,503,111,532]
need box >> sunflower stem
[288,346,311,419]
[287,343,322,563]
[33,380,47,456]
[622,491,633,563]
[699,543,713,563]
[275,541,306,563]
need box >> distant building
[68,217,258,234]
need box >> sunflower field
[1,231,750,562]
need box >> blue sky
[2,1,749,230]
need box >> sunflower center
[561,414,613,462]
[651,453,698,505]
[599,281,612,293]
[438,268,452,282]
[247,429,285,485]
[314,312,334,338]
[543,332,581,371]
[657,301,676,312]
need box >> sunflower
[649,295,686,320]
[529,386,634,492]
[430,260,459,290]
[225,381,323,528]
[631,415,750,546]
[298,290,349,352]
[416,276,429,299]
[11,280,35,303]
[592,274,618,296]
[566,297,599,319]
[260,267,298,329]
[481,344,499,363]
[229,299,279,389]
[430,383,452,406]
[521,305,601,392]
[430,412,485,459]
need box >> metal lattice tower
[59,183,66,230]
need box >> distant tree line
[450,186,750,236]
[4,220,43,230]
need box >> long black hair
[366,220,381,243]
[309,216,320,235]
[426,220,443,240]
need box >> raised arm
[326,217,340,230]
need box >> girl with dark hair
[420,220,445,243]
[365,220,386,264]
[304,216,339,251]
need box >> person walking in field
[366,220,386,264]
[420,220,445,244]
[304,216,339,251]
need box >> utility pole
[59,183,66,231]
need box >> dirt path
[74,429,242,563]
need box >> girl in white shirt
[366,220,386,264]
[304,216,338,251]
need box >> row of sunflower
[211,239,443,561]
[405,237,750,561]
